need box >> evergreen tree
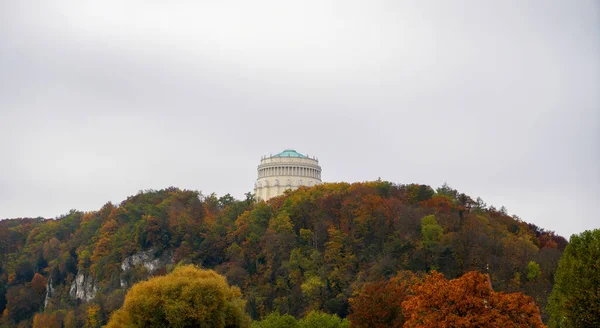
[548,229,600,328]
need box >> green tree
[268,211,294,234]
[420,215,443,270]
[548,229,600,328]
[301,276,325,311]
[526,261,541,282]
[251,312,299,328]
[421,215,443,248]
[106,265,251,328]
[436,182,458,201]
[298,311,350,328]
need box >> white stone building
[254,149,322,201]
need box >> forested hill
[0,181,567,327]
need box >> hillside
[0,181,566,327]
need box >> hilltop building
[254,149,322,201]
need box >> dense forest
[0,181,569,327]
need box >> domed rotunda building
[254,149,322,201]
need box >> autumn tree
[301,276,325,311]
[90,214,118,264]
[548,229,600,328]
[404,184,435,205]
[140,215,169,249]
[348,271,417,328]
[32,310,65,328]
[4,285,42,324]
[84,304,102,328]
[106,265,250,328]
[402,271,545,328]
[63,310,77,328]
[30,273,47,296]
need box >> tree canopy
[106,265,250,328]
[402,271,545,328]
[349,270,545,328]
[348,271,417,328]
[548,229,600,328]
[251,311,349,328]
[0,182,567,327]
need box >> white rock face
[44,278,54,308]
[121,248,173,273]
[69,272,97,302]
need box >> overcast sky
[1,1,598,238]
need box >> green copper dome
[275,149,307,158]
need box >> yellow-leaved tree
[106,265,250,328]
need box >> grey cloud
[0,0,598,238]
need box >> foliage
[84,304,101,328]
[526,261,541,282]
[251,312,299,328]
[0,183,564,326]
[298,311,350,328]
[348,271,417,328]
[420,215,443,249]
[3,285,43,324]
[251,311,348,328]
[32,310,65,328]
[30,273,47,296]
[402,271,546,327]
[105,265,250,328]
[548,229,600,328]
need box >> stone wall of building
[254,150,322,201]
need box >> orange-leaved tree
[348,271,418,328]
[402,271,545,328]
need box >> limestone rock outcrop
[69,272,97,302]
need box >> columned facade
[254,149,322,201]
